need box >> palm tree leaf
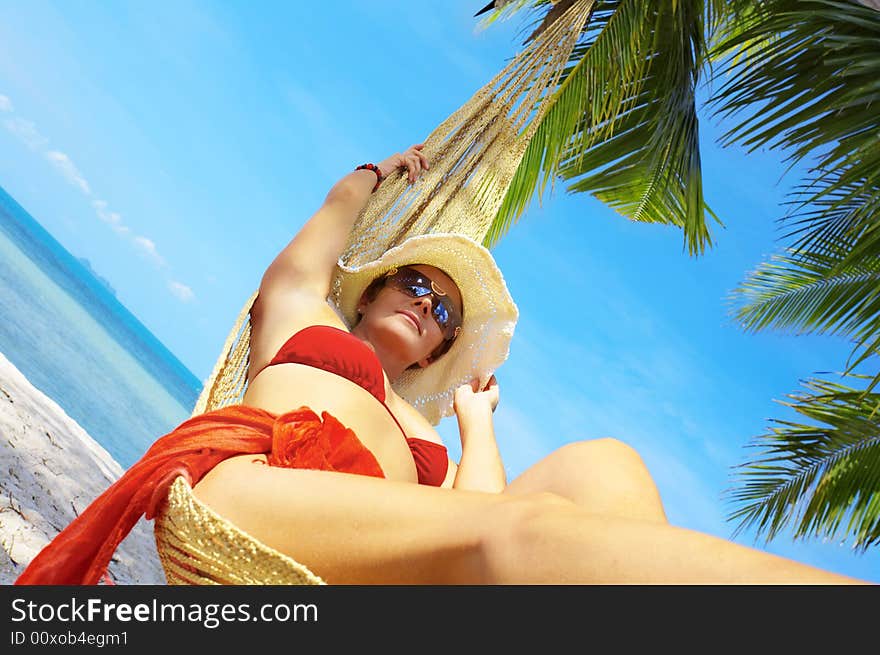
[711,0,880,176]
[725,376,880,550]
[718,0,880,395]
[485,0,719,255]
[730,243,880,394]
[731,249,880,343]
[779,173,880,268]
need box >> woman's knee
[556,437,645,468]
[550,438,667,524]
[554,438,655,483]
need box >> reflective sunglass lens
[400,280,430,296]
[388,270,460,337]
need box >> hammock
[154,0,596,585]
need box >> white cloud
[92,199,130,235]
[3,117,49,150]
[5,108,185,283]
[168,281,194,302]
[133,235,166,268]
[46,150,91,195]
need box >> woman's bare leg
[503,439,668,523]
[193,455,506,584]
[193,455,869,585]
[494,440,864,583]
[482,499,869,584]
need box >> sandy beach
[0,350,164,584]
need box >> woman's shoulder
[248,296,350,382]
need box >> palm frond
[732,250,880,344]
[725,376,880,551]
[719,0,880,392]
[484,0,719,255]
[731,243,880,390]
[710,0,880,176]
[780,172,880,269]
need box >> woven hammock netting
[192,0,595,417]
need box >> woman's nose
[414,296,433,315]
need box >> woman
[17,144,870,585]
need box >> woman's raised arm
[257,144,430,303]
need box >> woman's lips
[398,311,421,335]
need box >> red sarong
[15,405,384,585]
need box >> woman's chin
[372,324,421,357]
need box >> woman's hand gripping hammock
[377,143,430,184]
[454,375,500,417]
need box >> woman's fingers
[405,145,429,175]
[377,144,430,183]
[412,147,429,170]
[405,153,423,182]
[381,144,429,183]
[464,376,497,393]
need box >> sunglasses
[384,266,463,340]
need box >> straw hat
[330,233,518,425]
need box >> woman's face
[357,264,463,368]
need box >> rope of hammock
[192,0,595,416]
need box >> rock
[0,351,165,584]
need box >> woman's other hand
[454,375,499,418]
[377,143,430,183]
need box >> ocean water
[0,185,201,468]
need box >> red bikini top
[262,325,449,486]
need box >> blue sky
[1,1,876,582]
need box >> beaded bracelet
[355,163,384,192]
